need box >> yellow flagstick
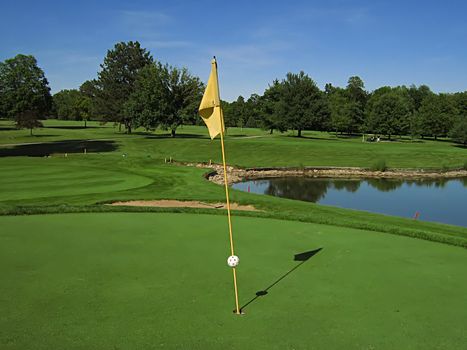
[219,110,241,315]
[198,57,241,315]
[215,60,241,315]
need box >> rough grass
[1,213,466,349]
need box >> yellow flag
[199,58,225,139]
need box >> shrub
[370,159,387,172]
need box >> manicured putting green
[1,213,466,349]
[0,159,153,201]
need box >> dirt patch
[110,200,259,211]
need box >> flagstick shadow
[239,247,322,312]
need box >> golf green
[1,213,466,349]
[0,158,153,201]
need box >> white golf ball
[227,255,239,267]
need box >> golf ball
[227,255,239,267]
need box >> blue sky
[1,0,466,101]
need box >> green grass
[1,119,466,169]
[0,159,152,201]
[0,153,466,248]
[1,120,466,348]
[1,212,466,349]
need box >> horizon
[1,0,467,101]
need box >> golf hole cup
[227,255,239,267]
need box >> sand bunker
[110,200,258,211]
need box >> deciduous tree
[365,88,412,139]
[0,54,51,132]
[279,72,328,137]
[449,115,467,146]
[417,94,457,139]
[125,62,203,136]
[53,89,82,120]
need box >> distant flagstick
[199,57,241,315]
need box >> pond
[232,177,467,227]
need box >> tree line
[1,41,466,144]
[223,75,467,144]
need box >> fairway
[1,121,467,170]
[1,213,466,349]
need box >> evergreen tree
[245,94,262,128]
[260,80,287,134]
[345,76,367,133]
[226,96,246,127]
[95,41,153,133]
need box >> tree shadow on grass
[227,134,248,138]
[284,134,339,141]
[0,139,118,157]
[45,126,103,130]
[239,247,322,313]
[334,134,363,139]
[141,133,208,139]
[420,137,454,143]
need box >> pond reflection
[232,177,467,227]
